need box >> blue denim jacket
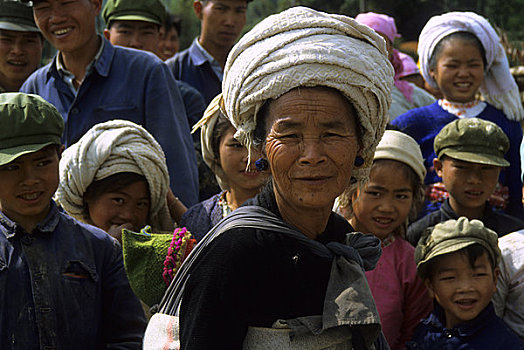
[0,202,147,349]
[166,39,222,105]
[20,38,199,207]
[407,302,524,349]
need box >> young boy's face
[104,20,160,53]
[434,156,500,216]
[425,250,498,329]
[32,0,102,55]
[0,146,61,232]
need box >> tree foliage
[164,0,523,55]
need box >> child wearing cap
[0,93,146,349]
[347,130,433,350]
[407,217,524,349]
[407,118,524,246]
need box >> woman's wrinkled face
[264,87,360,211]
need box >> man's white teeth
[54,28,71,35]
[8,61,24,66]
[375,218,392,224]
[21,193,39,200]
[456,82,471,87]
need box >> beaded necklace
[439,99,486,118]
[218,191,232,219]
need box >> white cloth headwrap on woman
[418,11,524,121]
[222,6,394,206]
[55,120,174,232]
[192,93,230,190]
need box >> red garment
[366,238,433,350]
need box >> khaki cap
[0,93,64,166]
[102,0,166,27]
[415,217,501,278]
[434,118,509,167]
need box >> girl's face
[351,161,414,240]
[430,38,485,103]
[219,126,268,193]
[86,180,150,233]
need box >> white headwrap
[418,11,524,121]
[55,120,174,232]
[222,6,394,205]
[192,93,230,190]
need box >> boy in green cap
[407,118,524,246]
[102,0,166,53]
[0,93,146,349]
[407,217,523,349]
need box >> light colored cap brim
[109,15,161,26]
[0,142,56,166]
[441,150,510,167]
[0,21,40,33]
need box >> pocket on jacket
[62,260,98,299]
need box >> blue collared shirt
[21,38,199,206]
[166,38,222,105]
[193,38,223,81]
[0,202,147,349]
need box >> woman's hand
[107,222,135,244]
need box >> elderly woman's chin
[264,87,360,211]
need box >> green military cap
[0,0,40,32]
[415,217,501,278]
[0,93,64,166]
[434,118,509,167]
[102,0,167,27]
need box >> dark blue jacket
[166,39,222,105]
[20,38,199,206]
[0,202,146,349]
[407,198,524,246]
[392,102,523,218]
[407,302,524,349]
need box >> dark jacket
[166,39,222,105]
[406,302,524,349]
[0,202,146,349]
[179,191,223,241]
[407,199,524,246]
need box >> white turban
[418,11,524,121]
[55,120,174,232]
[222,6,394,204]
[192,93,230,190]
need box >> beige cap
[374,130,426,182]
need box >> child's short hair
[434,118,509,167]
[0,93,63,166]
[415,217,501,279]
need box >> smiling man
[20,0,200,207]
[166,0,251,104]
[0,0,43,92]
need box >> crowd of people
[1,0,524,349]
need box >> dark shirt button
[71,107,79,114]
[21,235,34,245]
[41,307,52,313]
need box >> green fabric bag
[122,226,173,307]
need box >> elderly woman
[150,7,394,350]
